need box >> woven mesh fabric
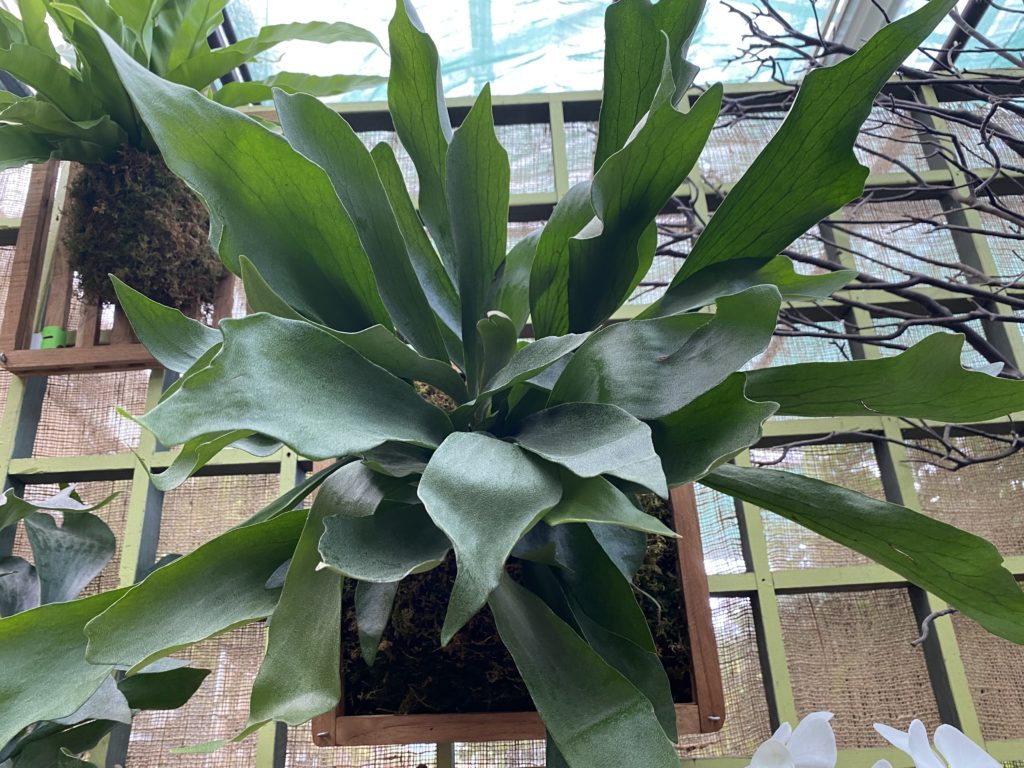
[871,318,988,368]
[127,624,268,767]
[700,105,928,182]
[454,741,542,768]
[498,123,554,194]
[944,101,1024,169]
[286,735,437,768]
[785,229,829,275]
[157,473,281,558]
[699,111,786,187]
[777,588,941,749]
[694,484,747,575]
[355,123,556,258]
[700,104,933,185]
[12,479,132,596]
[0,165,31,217]
[696,104,937,184]
[655,203,698,255]
[63,272,86,333]
[508,220,544,248]
[907,436,1024,558]
[841,198,961,283]
[65,272,118,333]
[979,194,1024,280]
[564,120,596,186]
[854,106,931,175]
[745,321,851,371]
[353,123,554,198]
[677,596,772,760]
[31,370,149,457]
[952,612,1024,742]
[750,443,884,569]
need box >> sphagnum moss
[62,146,223,310]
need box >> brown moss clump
[61,146,224,309]
[342,495,693,715]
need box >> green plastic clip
[40,325,68,349]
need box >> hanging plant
[0,0,384,314]
[61,146,223,309]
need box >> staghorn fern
[4,1,1024,766]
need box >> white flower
[872,719,999,768]
[746,711,837,768]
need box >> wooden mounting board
[1,345,159,376]
[316,703,701,748]
[313,482,725,747]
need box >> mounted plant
[0,0,382,313]
[0,487,206,767]
[3,0,1024,765]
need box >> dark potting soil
[62,146,223,309]
[341,493,692,716]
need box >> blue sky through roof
[227,0,833,101]
[227,0,1020,102]
[957,4,1024,70]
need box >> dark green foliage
[62,147,223,309]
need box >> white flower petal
[787,712,837,768]
[872,762,894,768]
[933,724,1000,768]
[748,738,797,768]
[908,720,946,768]
[772,722,794,744]
[874,723,911,754]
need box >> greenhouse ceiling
[225,0,1022,101]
